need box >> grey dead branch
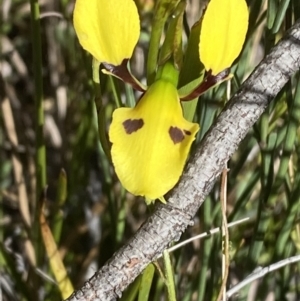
[65,19,300,301]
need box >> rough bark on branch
[65,19,300,301]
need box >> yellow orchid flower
[109,79,199,201]
[73,0,248,202]
[73,0,199,201]
[73,0,140,66]
[200,0,249,75]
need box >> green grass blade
[272,0,291,33]
[138,264,155,301]
[163,250,177,301]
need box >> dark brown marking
[180,69,230,101]
[169,126,185,144]
[184,130,191,135]
[123,119,144,134]
[102,60,145,93]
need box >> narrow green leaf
[120,275,141,301]
[158,1,186,69]
[92,59,112,160]
[179,20,204,87]
[138,264,155,301]
[52,169,67,244]
[56,169,67,207]
[272,0,291,33]
[274,173,300,257]
[163,250,177,301]
[178,21,204,122]
[267,0,278,29]
[276,77,300,180]
[248,133,277,264]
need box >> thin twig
[226,254,300,299]
[215,169,229,301]
[160,217,250,256]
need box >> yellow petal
[73,0,140,65]
[199,0,248,75]
[109,80,199,200]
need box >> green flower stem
[155,61,179,86]
[109,76,122,108]
[30,0,46,269]
[158,1,185,69]
[147,13,167,85]
[147,0,179,85]
[30,0,46,206]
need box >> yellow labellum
[199,0,249,75]
[109,80,199,200]
[73,0,140,66]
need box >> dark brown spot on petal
[123,119,144,134]
[169,126,185,144]
[184,130,191,135]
